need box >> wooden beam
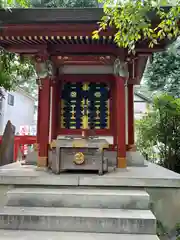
[4,44,124,56]
[6,44,47,53]
[50,44,165,56]
[135,44,166,53]
[137,53,153,56]
[2,23,115,37]
[49,44,124,55]
[52,55,115,65]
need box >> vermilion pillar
[112,80,117,149]
[37,87,41,144]
[51,80,56,140]
[128,84,135,151]
[116,76,126,168]
[37,77,51,167]
[51,78,59,140]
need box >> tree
[93,0,180,52]
[0,51,36,96]
[136,94,180,173]
[31,0,98,7]
[143,40,180,96]
[0,0,29,8]
[135,111,158,161]
[0,0,35,98]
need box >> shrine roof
[0,8,104,24]
[0,7,171,25]
[0,7,171,85]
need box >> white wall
[134,95,148,120]
[0,88,35,134]
[0,97,4,134]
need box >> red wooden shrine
[0,8,167,168]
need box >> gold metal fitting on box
[73,152,85,165]
[50,140,56,149]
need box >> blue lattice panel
[61,82,83,129]
[61,82,110,130]
[88,83,110,129]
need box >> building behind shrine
[0,87,35,135]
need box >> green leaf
[92,30,99,40]
[95,0,180,52]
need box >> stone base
[104,151,145,167]
[127,144,137,152]
[35,166,48,172]
[126,151,145,166]
[117,157,127,168]
[37,156,47,168]
[23,151,38,166]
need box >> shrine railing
[0,135,36,161]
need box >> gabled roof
[15,87,36,102]
[0,7,171,25]
[0,86,36,101]
[0,8,104,24]
[134,86,152,103]
[134,91,152,103]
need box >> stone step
[0,230,160,240]
[6,188,149,209]
[0,206,156,234]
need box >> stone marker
[0,120,15,166]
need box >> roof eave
[0,6,173,25]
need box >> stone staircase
[0,187,159,239]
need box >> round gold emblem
[71,91,77,97]
[95,92,101,97]
[73,152,85,165]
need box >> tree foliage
[0,0,35,98]
[93,0,180,52]
[136,94,180,173]
[144,40,180,96]
[0,0,29,8]
[31,0,98,7]
[0,50,36,96]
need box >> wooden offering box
[48,136,109,175]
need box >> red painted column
[37,87,41,144]
[112,80,117,150]
[116,76,126,168]
[51,78,59,140]
[128,84,136,151]
[37,77,51,167]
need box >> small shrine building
[0,8,167,169]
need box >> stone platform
[0,159,179,188]
[0,230,160,240]
[0,153,180,235]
